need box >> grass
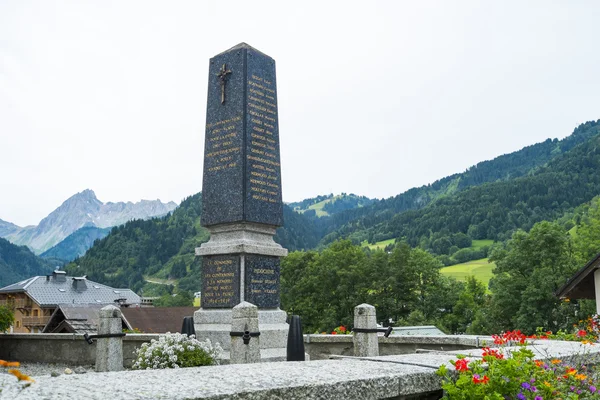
[294,197,333,217]
[362,238,396,250]
[440,258,495,287]
[471,239,494,250]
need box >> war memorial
[194,42,289,361]
[1,43,600,400]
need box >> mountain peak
[73,189,98,200]
[2,190,178,254]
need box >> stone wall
[0,333,158,367]
[0,333,484,366]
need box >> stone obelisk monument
[194,43,288,361]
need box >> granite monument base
[195,222,289,362]
[195,222,288,258]
[194,307,288,363]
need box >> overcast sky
[1,1,599,227]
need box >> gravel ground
[13,363,96,377]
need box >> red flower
[577,329,587,337]
[331,331,337,335]
[493,330,527,345]
[454,358,469,372]
[472,375,489,384]
[482,347,504,360]
[338,326,347,333]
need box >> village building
[556,252,600,313]
[0,270,140,333]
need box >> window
[16,321,21,328]
[33,309,39,317]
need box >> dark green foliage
[274,206,320,250]
[450,247,488,264]
[322,193,375,214]
[170,259,187,279]
[41,226,111,262]
[153,291,193,307]
[0,237,55,287]
[482,222,580,334]
[280,240,460,333]
[0,305,14,332]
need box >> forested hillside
[0,238,55,287]
[329,125,600,248]
[41,226,111,262]
[316,120,600,245]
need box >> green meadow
[471,239,493,250]
[294,197,334,217]
[440,258,495,287]
[363,238,396,250]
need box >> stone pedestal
[195,304,288,362]
[195,223,289,362]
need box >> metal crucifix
[217,64,232,104]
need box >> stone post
[96,305,123,372]
[230,302,261,364]
[353,303,379,357]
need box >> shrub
[132,333,223,369]
[0,306,14,332]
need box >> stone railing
[0,333,158,367]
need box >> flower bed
[437,330,600,399]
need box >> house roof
[555,252,600,299]
[43,303,130,333]
[121,307,198,334]
[0,271,141,307]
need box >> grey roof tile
[0,272,141,307]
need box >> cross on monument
[217,63,232,104]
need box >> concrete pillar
[594,269,600,315]
[353,303,379,357]
[96,305,123,372]
[230,302,260,364]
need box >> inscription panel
[244,48,283,226]
[244,255,280,308]
[202,255,240,308]
[201,43,283,228]
[201,50,245,226]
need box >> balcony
[21,316,51,327]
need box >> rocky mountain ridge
[0,218,21,237]
[2,189,177,254]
